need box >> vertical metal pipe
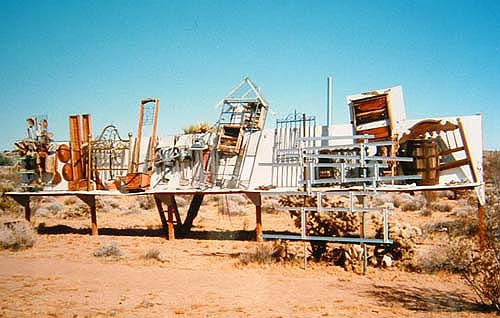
[327,76,333,126]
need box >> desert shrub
[461,241,500,312]
[0,178,19,214]
[371,193,394,207]
[0,221,36,250]
[47,202,64,214]
[175,195,189,208]
[262,196,281,214]
[239,241,293,265]
[391,193,413,208]
[102,198,120,209]
[434,190,457,200]
[215,194,251,216]
[0,195,19,214]
[452,200,475,216]
[34,207,51,217]
[431,200,454,212]
[420,186,500,312]
[484,151,500,185]
[93,242,123,257]
[0,153,13,166]
[63,197,78,205]
[143,248,167,262]
[279,195,359,261]
[240,243,276,265]
[61,203,90,219]
[401,195,426,211]
[416,238,472,274]
[138,195,155,210]
[330,244,365,272]
[182,122,213,134]
[453,152,500,311]
[425,214,478,237]
[374,221,422,268]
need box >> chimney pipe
[327,76,333,126]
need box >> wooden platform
[5,188,264,242]
[4,182,483,244]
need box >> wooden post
[154,194,182,240]
[76,194,98,235]
[154,195,169,239]
[457,117,479,183]
[478,202,486,250]
[423,191,436,209]
[147,99,159,175]
[245,192,263,242]
[69,115,83,183]
[180,194,204,236]
[255,204,263,242]
[164,194,178,240]
[11,195,31,222]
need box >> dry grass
[143,248,168,263]
[416,238,472,274]
[239,242,294,265]
[0,221,36,251]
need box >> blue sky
[1,0,499,149]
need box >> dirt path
[0,232,494,318]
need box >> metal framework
[272,111,316,188]
[262,190,391,245]
[90,125,131,181]
[214,78,270,189]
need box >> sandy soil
[0,194,496,318]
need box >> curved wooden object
[399,119,458,144]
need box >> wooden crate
[124,172,150,191]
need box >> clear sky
[1,0,499,150]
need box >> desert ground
[0,182,498,318]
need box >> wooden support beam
[153,193,180,240]
[440,146,465,156]
[439,158,469,172]
[69,115,83,182]
[245,192,263,242]
[478,202,486,250]
[153,195,169,239]
[457,117,480,183]
[76,194,98,235]
[163,194,182,225]
[10,195,31,222]
[423,191,437,209]
[179,194,204,236]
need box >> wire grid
[142,103,156,126]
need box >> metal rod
[327,76,333,126]
[261,234,393,245]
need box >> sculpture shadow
[37,224,298,242]
[367,284,490,313]
[37,224,165,237]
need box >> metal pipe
[327,76,333,126]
